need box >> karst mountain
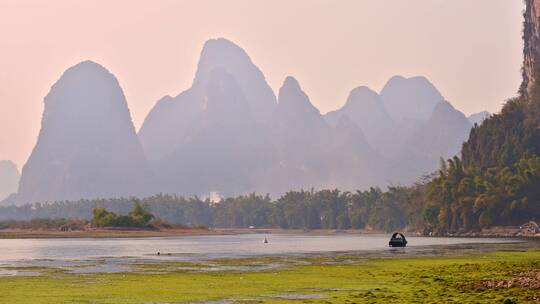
[6,61,148,205]
[3,39,479,204]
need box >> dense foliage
[0,189,425,232]
[462,98,538,169]
[422,155,540,233]
[92,202,155,228]
[426,79,540,233]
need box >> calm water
[0,234,515,264]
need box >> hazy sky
[0,0,524,167]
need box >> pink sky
[0,0,524,167]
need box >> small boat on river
[388,232,407,247]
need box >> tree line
[0,157,538,234]
[1,159,538,235]
[0,187,425,233]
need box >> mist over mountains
[0,161,19,201]
[468,111,491,126]
[3,38,478,205]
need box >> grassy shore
[1,247,539,303]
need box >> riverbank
[0,227,218,239]
[447,226,540,238]
[0,226,538,239]
[0,227,387,239]
[0,244,539,303]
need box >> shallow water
[0,234,515,264]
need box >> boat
[388,232,407,247]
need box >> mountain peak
[429,100,471,127]
[380,75,444,122]
[386,75,406,83]
[278,76,318,114]
[282,76,301,91]
[275,76,325,133]
[385,75,431,85]
[71,60,107,69]
[198,38,250,67]
[347,86,379,105]
[382,75,441,96]
[14,61,148,204]
[60,61,115,82]
[202,38,244,52]
[48,60,125,108]
[336,85,390,121]
[138,38,277,162]
[192,37,276,122]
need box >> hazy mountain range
[2,38,488,205]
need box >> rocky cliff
[13,61,148,204]
[462,0,540,169]
[521,0,540,102]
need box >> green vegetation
[92,201,154,228]
[0,167,536,235]
[422,155,540,234]
[421,89,540,234]
[0,249,539,303]
[0,189,422,232]
[462,98,538,170]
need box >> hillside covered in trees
[421,0,540,234]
